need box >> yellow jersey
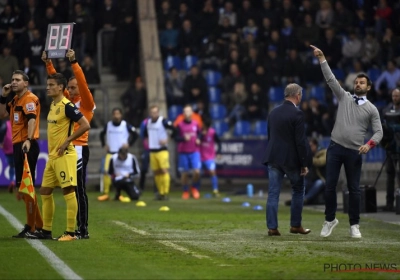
[47,97,83,159]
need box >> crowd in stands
[0,0,139,98]
[156,0,400,138]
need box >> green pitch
[0,189,399,280]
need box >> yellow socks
[103,175,111,195]
[160,173,170,195]
[155,175,163,195]
[41,194,55,232]
[64,192,78,233]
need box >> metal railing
[96,27,117,74]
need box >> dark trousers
[325,141,362,225]
[76,146,89,235]
[114,180,140,201]
[139,150,149,190]
[13,141,39,186]
[385,153,399,207]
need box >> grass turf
[0,189,399,279]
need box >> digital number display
[45,23,74,58]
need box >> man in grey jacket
[310,45,383,239]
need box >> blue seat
[332,68,345,81]
[309,86,325,103]
[168,105,183,121]
[212,120,229,136]
[234,121,251,137]
[205,71,222,87]
[268,87,284,103]
[365,146,385,163]
[319,137,331,149]
[182,55,198,71]
[367,68,381,83]
[164,56,181,71]
[210,104,227,120]
[208,87,221,103]
[253,120,268,136]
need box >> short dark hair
[202,117,212,128]
[69,76,76,81]
[47,73,67,90]
[12,70,29,81]
[355,73,372,87]
[309,137,319,147]
[112,107,123,114]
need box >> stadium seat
[168,105,183,121]
[268,87,284,103]
[210,104,226,120]
[208,87,221,103]
[212,120,229,137]
[182,55,198,71]
[205,70,222,87]
[309,86,325,103]
[367,68,381,83]
[164,56,181,71]
[332,68,345,81]
[319,137,331,149]
[252,120,268,136]
[365,146,385,163]
[234,121,251,137]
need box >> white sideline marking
[113,220,211,260]
[0,205,83,280]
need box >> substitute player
[33,73,90,241]
[0,70,43,238]
[175,105,202,199]
[200,118,221,197]
[42,49,95,239]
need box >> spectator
[196,0,218,41]
[183,65,208,112]
[70,2,94,61]
[115,9,137,81]
[380,27,400,65]
[280,17,297,51]
[48,0,68,22]
[307,98,329,136]
[178,19,198,57]
[225,81,247,124]
[259,17,272,47]
[218,1,236,27]
[120,77,147,126]
[22,0,43,27]
[0,46,18,82]
[242,46,262,76]
[175,2,192,28]
[0,28,19,58]
[333,1,354,35]
[22,57,40,86]
[315,0,334,30]
[159,19,179,58]
[319,28,342,68]
[341,31,363,69]
[296,13,320,52]
[0,4,23,30]
[260,0,276,27]
[157,0,176,30]
[242,18,258,40]
[165,66,185,106]
[237,0,258,28]
[296,0,316,25]
[375,0,392,36]
[268,30,284,56]
[375,60,400,98]
[97,0,118,30]
[57,58,72,81]
[278,0,297,26]
[40,6,61,35]
[264,45,283,86]
[361,31,380,68]
[222,49,242,75]
[246,65,269,93]
[282,49,304,85]
[244,83,268,122]
[197,35,221,70]
[221,63,244,104]
[81,54,101,95]
[18,20,36,55]
[344,60,364,91]
[215,16,236,55]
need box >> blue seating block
[253,120,268,136]
[208,87,221,103]
[234,121,251,137]
[268,87,284,103]
[213,121,229,136]
[168,105,183,120]
[210,104,227,120]
[205,71,222,86]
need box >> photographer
[108,146,141,202]
[382,88,400,211]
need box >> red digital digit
[48,25,60,50]
[58,25,71,50]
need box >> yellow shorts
[150,150,170,171]
[42,152,78,188]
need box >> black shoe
[28,229,54,240]
[154,194,162,201]
[285,200,291,206]
[75,230,90,239]
[12,224,31,238]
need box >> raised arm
[66,49,95,111]
[310,45,348,101]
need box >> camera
[381,111,400,156]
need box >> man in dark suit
[263,83,311,236]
